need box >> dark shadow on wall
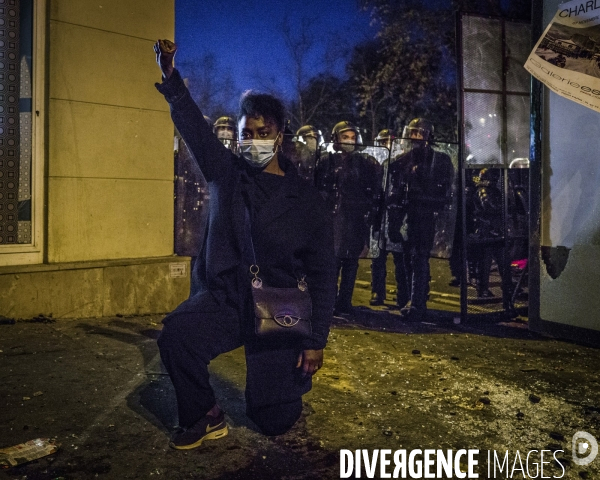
[540,245,570,279]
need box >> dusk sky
[174,0,377,100]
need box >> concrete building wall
[48,0,174,262]
[537,0,600,340]
[0,0,189,319]
[0,258,189,318]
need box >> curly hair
[238,90,285,132]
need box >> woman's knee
[247,398,303,436]
[157,312,198,354]
[156,314,177,350]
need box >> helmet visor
[401,126,430,141]
[215,126,235,140]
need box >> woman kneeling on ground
[153,39,337,449]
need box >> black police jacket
[388,146,453,213]
[315,151,382,258]
[386,146,453,246]
[155,70,337,350]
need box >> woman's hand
[154,39,177,80]
[297,349,323,377]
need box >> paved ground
[1,260,598,479]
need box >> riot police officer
[370,129,410,307]
[387,118,454,320]
[296,125,324,154]
[316,121,383,314]
[213,116,237,150]
[470,168,515,313]
[284,124,322,181]
[375,128,394,150]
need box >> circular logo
[572,431,598,466]
[275,315,299,327]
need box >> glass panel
[462,16,503,91]
[464,92,503,165]
[459,14,530,318]
[505,22,531,93]
[506,95,530,165]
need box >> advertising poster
[525,0,600,112]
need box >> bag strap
[243,201,258,267]
[243,200,307,291]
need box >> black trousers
[157,292,311,436]
[475,243,514,308]
[335,257,359,308]
[406,213,436,311]
[371,250,410,306]
[406,248,431,310]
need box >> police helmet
[331,121,363,145]
[375,128,394,148]
[213,115,237,133]
[296,125,324,147]
[213,116,237,149]
[477,167,501,186]
[402,118,434,143]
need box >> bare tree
[296,74,359,136]
[280,15,316,127]
[280,15,354,130]
[347,40,388,141]
[246,16,360,132]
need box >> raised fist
[154,39,177,80]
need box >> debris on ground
[0,438,59,469]
[23,314,56,324]
[0,315,16,325]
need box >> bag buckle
[274,314,301,327]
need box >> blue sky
[175,0,377,100]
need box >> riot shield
[174,134,210,258]
[390,138,405,160]
[431,142,459,259]
[315,143,386,259]
[361,143,391,258]
[217,138,237,151]
[377,138,409,255]
[283,133,318,183]
[381,139,458,258]
[507,164,529,309]
[357,144,390,166]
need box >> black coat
[387,146,453,248]
[315,151,382,258]
[156,70,336,350]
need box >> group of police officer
[308,119,453,321]
[184,115,455,321]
